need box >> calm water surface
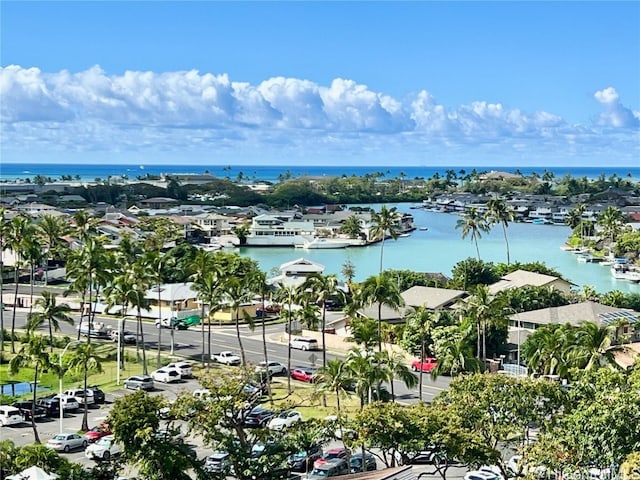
[238,203,640,295]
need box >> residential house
[488,269,573,295]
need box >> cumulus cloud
[593,86,640,128]
[0,65,638,165]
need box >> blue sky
[1,1,639,167]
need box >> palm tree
[315,358,353,412]
[37,214,69,285]
[376,350,417,401]
[358,274,404,353]
[0,208,8,354]
[221,275,254,366]
[456,207,490,260]
[347,316,380,351]
[485,198,515,264]
[26,291,74,351]
[302,274,344,371]
[572,321,620,370]
[340,215,363,239]
[344,348,386,408]
[22,229,42,318]
[143,250,174,369]
[127,260,153,374]
[66,342,106,431]
[404,306,436,402]
[7,215,31,353]
[104,271,133,374]
[369,205,402,272]
[274,283,302,394]
[431,330,480,379]
[341,260,356,293]
[196,269,224,368]
[189,250,217,368]
[9,334,54,443]
[463,285,507,363]
[597,206,624,250]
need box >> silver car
[47,433,87,452]
[123,375,154,391]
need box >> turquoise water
[239,203,640,295]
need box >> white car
[151,367,181,383]
[85,434,121,460]
[64,388,95,405]
[52,394,80,411]
[464,467,504,480]
[268,410,303,430]
[165,361,193,378]
[47,433,87,452]
[0,406,23,426]
[255,361,288,376]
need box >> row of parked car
[0,385,107,426]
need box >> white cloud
[0,65,638,165]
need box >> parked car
[268,410,302,430]
[290,366,318,383]
[165,361,193,378]
[244,406,276,428]
[123,375,154,391]
[35,397,61,417]
[314,447,351,468]
[47,433,87,452]
[85,434,121,460]
[410,357,438,373]
[12,401,47,421]
[0,405,23,426]
[204,452,232,474]
[87,385,106,404]
[309,458,349,479]
[464,467,504,480]
[64,388,95,405]
[289,337,320,351]
[151,367,181,384]
[110,329,137,344]
[85,423,112,443]
[255,360,287,376]
[52,394,80,411]
[349,453,377,473]
[287,445,323,472]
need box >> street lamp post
[59,340,80,434]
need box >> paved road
[4,299,450,404]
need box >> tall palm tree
[404,306,436,402]
[0,208,6,354]
[456,207,490,260]
[194,268,223,368]
[369,205,402,272]
[463,285,507,363]
[104,271,133,373]
[485,198,515,264]
[189,250,217,368]
[22,229,42,318]
[376,350,417,401]
[358,274,404,353]
[431,330,480,379]
[597,206,624,250]
[27,291,74,351]
[344,348,386,408]
[221,275,254,366]
[37,214,69,285]
[315,358,353,412]
[9,334,54,443]
[302,274,344,371]
[66,342,106,431]
[340,215,363,239]
[274,283,302,394]
[127,260,153,374]
[7,215,31,353]
[347,316,380,351]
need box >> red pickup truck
[411,358,438,373]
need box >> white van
[64,389,95,405]
[289,337,320,351]
[0,406,23,426]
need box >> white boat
[611,263,640,282]
[399,233,411,238]
[419,227,428,231]
[300,238,351,249]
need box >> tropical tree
[221,275,254,366]
[431,328,481,378]
[347,316,380,351]
[485,198,515,264]
[340,215,363,239]
[37,214,69,285]
[26,291,74,351]
[9,334,54,443]
[66,342,107,431]
[597,206,625,249]
[0,208,7,354]
[274,283,302,394]
[358,274,404,352]
[572,321,621,370]
[127,259,153,374]
[315,358,353,412]
[302,273,344,371]
[456,207,490,260]
[402,306,437,401]
[6,215,31,353]
[344,348,386,408]
[377,349,418,401]
[369,205,402,272]
[341,260,356,290]
[189,250,218,368]
[461,285,508,363]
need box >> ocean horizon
[2,163,640,183]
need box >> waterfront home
[488,269,573,294]
[192,212,231,237]
[245,214,317,246]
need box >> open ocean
[1,163,640,183]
